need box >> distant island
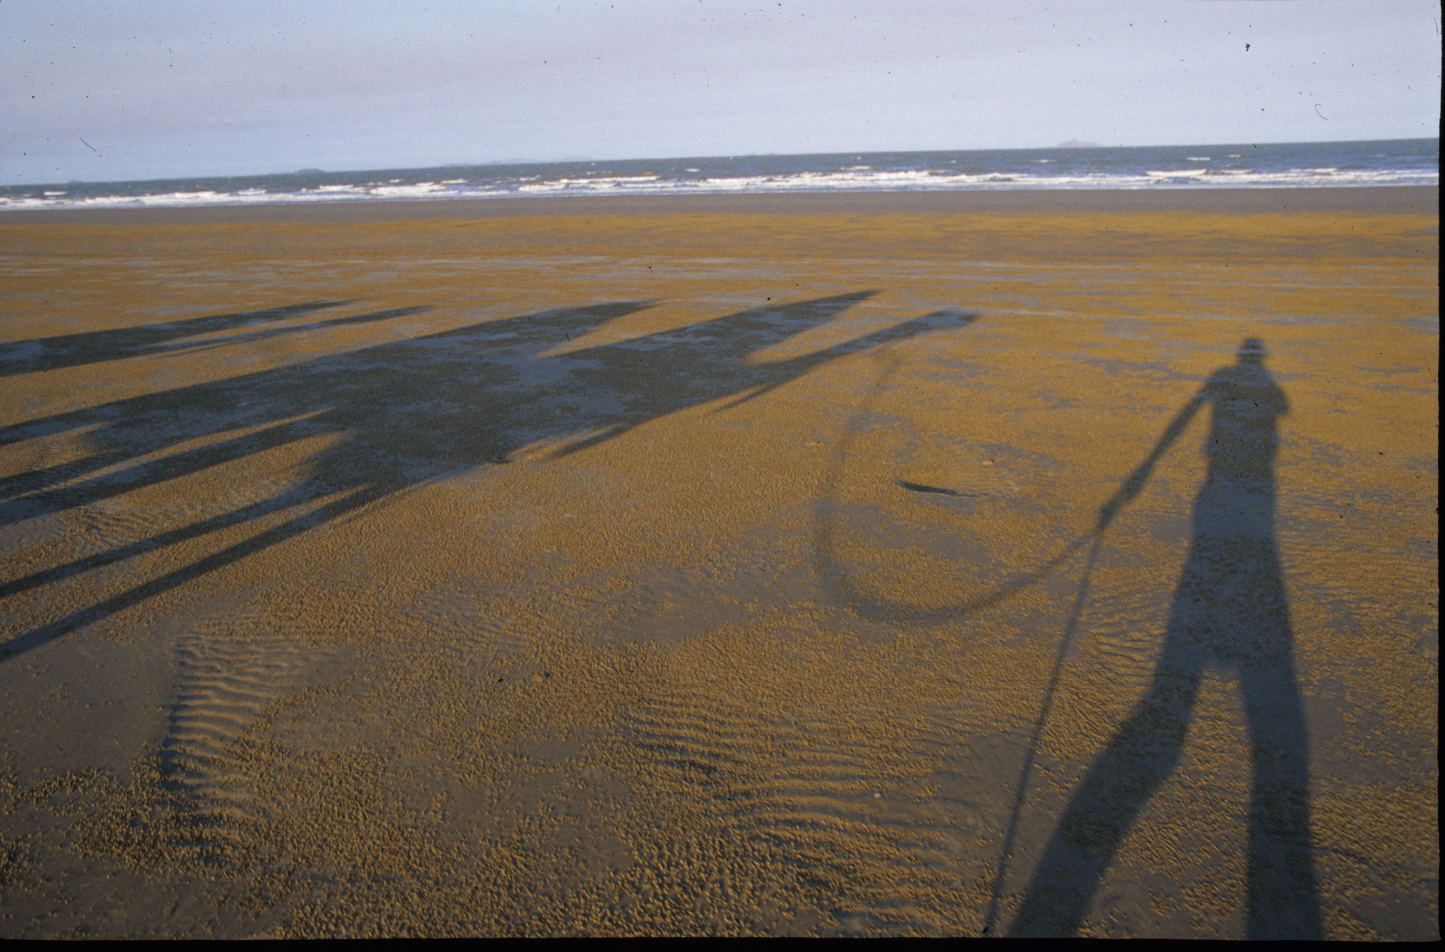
[1055,139,1104,149]
[295,168,326,174]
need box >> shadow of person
[2,292,967,663]
[1009,338,1321,938]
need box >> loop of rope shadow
[813,351,1097,624]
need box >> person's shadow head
[1238,336,1267,365]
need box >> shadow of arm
[1099,385,1208,527]
[716,308,977,414]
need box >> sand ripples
[158,633,311,862]
[624,673,970,934]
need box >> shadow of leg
[0,418,318,527]
[0,484,320,599]
[1,483,388,662]
[1010,657,1203,936]
[1241,662,1322,939]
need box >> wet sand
[0,188,1436,938]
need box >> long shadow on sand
[1008,338,1320,938]
[0,300,368,377]
[1,291,968,661]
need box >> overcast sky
[1,0,1439,184]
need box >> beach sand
[0,189,1436,938]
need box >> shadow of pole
[1007,338,1321,939]
[981,529,1105,935]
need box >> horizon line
[5,135,1437,190]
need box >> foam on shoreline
[1,184,1436,225]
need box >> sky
[1,0,1439,185]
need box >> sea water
[0,138,1435,212]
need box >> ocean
[1,138,1435,212]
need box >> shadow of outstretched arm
[1097,384,1207,529]
[715,308,977,415]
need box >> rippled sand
[0,190,1436,938]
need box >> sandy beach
[0,188,1436,938]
